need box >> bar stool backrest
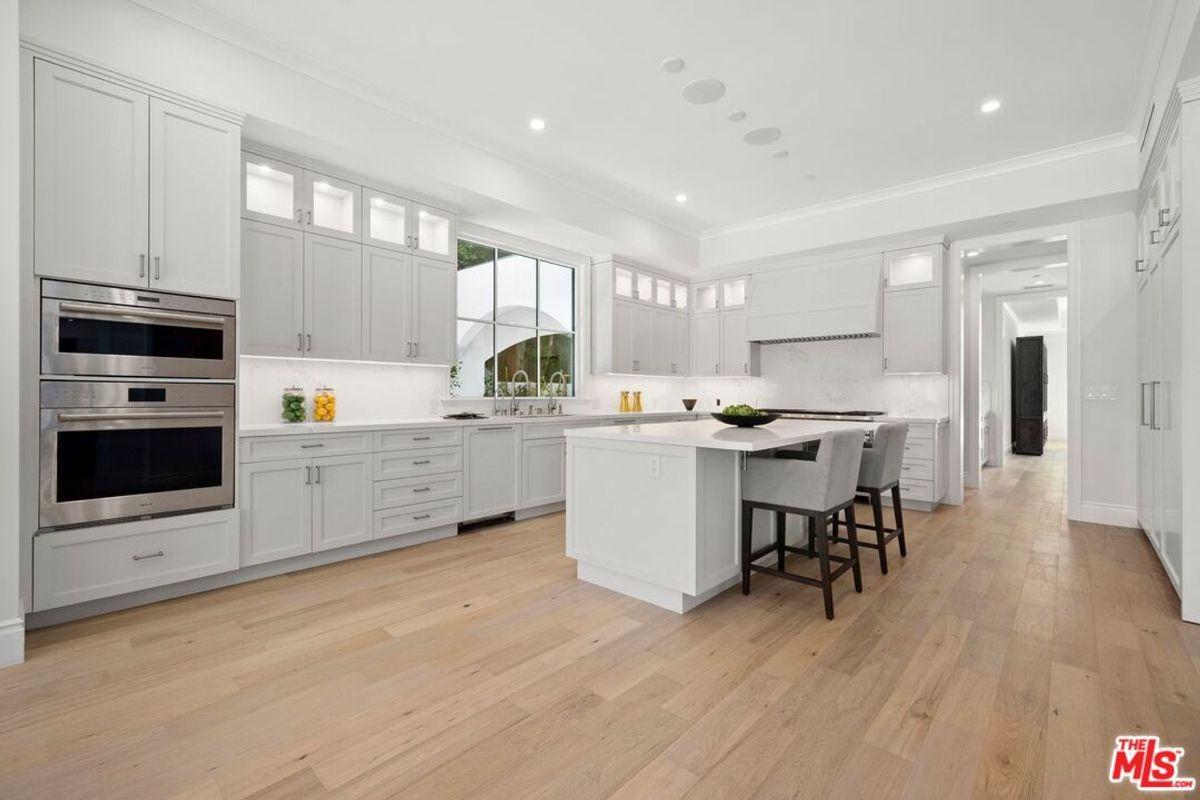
[860,422,909,490]
[814,428,867,511]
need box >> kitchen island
[565,418,875,612]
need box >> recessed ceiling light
[661,57,686,74]
[529,117,546,131]
[727,110,746,122]
[743,127,781,145]
[675,193,688,203]
[980,99,1001,114]
[682,78,726,104]
[966,250,980,257]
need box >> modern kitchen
[2,1,1200,798]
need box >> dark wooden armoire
[1012,335,1048,456]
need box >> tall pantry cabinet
[1138,80,1196,620]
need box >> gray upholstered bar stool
[831,421,909,574]
[740,429,865,620]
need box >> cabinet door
[312,454,373,552]
[362,246,412,362]
[521,438,566,508]
[692,313,721,376]
[1137,241,1162,542]
[464,426,520,520]
[632,305,655,373]
[720,309,751,376]
[240,459,312,566]
[411,257,455,364]
[883,287,943,374]
[720,277,747,309]
[304,171,361,241]
[671,313,690,375]
[243,153,303,228]
[149,99,240,298]
[305,234,363,360]
[363,188,410,251]
[411,202,456,261]
[611,300,635,373]
[693,282,719,313]
[1158,226,1182,585]
[883,245,941,291]
[34,60,149,287]
[241,221,305,357]
[651,310,673,375]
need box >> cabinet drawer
[899,460,933,481]
[241,432,371,462]
[375,427,463,451]
[901,438,934,461]
[375,471,463,510]
[905,422,935,441]
[33,510,238,610]
[374,446,462,480]
[522,421,571,440]
[374,498,462,539]
[897,479,934,502]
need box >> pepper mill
[632,390,643,413]
[619,390,631,413]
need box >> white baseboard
[0,617,25,668]
[1073,501,1138,528]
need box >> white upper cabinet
[304,234,363,361]
[883,245,941,291]
[691,313,721,376]
[305,171,361,241]
[883,286,943,374]
[361,246,412,363]
[410,257,455,364]
[34,60,241,297]
[655,277,674,307]
[363,189,409,250]
[721,277,747,308]
[670,312,690,375]
[593,260,691,374]
[241,221,305,357]
[673,283,689,311]
[412,203,456,261]
[242,153,303,229]
[694,282,719,313]
[34,61,149,289]
[614,265,635,300]
[149,99,240,297]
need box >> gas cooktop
[759,408,887,421]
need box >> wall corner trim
[1072,501,1139,529]
[0,617,25,669]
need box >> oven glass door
[42,299,235,379]
[40,408,234,529]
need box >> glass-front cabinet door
[673,283,689,310]
[655,277,673,307]
[614,265,635,299]
[634,272,653,303]
[411,203,456,261]
[305,171,361,241]
[694,281,718,312]
[243,153,303,229]
[883,245,941,291]
[363,188,409,250]
[721,277,747,308]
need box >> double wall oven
[40,281,237,530]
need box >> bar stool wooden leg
[816,514,835,620]
[846,504,863,593]
[741,502,753,595]
[806,516,816,558]
[870,489,888,574]
[891,485,907,558]
[775,510,787,571]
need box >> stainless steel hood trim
[752,332,880,344]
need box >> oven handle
[57,301,229,328]
[56,411,227,422]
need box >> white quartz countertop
[880,415,950,424]
[239,409,698,437]
[565,418,876,452]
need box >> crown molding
[1179,76,1200,103]
[699,133,1135,240]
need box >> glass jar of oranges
[281,387,306,423]
[313,386,336,423]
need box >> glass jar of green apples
[281,386,306,423]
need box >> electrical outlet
[648,455,661,479]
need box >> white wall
[0,0,22,667]
[1000,304,1020,456]
[1042,331,1068,440]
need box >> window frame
[454,236,579,398]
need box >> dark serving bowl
[711,412,780,428]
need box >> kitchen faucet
[547,371,567,415]
[510,369,533,416]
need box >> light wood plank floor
[3,442,1198,799]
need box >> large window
[455,240,575,398]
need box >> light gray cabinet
[241,221,305,357]
[410,257,455,364]
[34,60,239,298]
[883,286,943,374]
[692,313,721,376]
[240,452,372,565]
[670,313,690,375]
[305,234,363,360]
[692,309,759,377]
[362,246,412,363]
[464,425,520,521]
[521,438,566,508]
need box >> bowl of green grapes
[711,404,779,427]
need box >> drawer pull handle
[413,460,432,465]
[412,486,432,493]
[412,513,432,520]
[301,444,324,449]
[412,436,432,441]
[478,426,514,431]
[132,550,164,561]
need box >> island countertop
[564,418,876,452]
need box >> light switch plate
[648,455,661,479]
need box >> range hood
[746,255,882,344]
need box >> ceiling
[145,0,1155,232]
[1006,295,1067,329]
